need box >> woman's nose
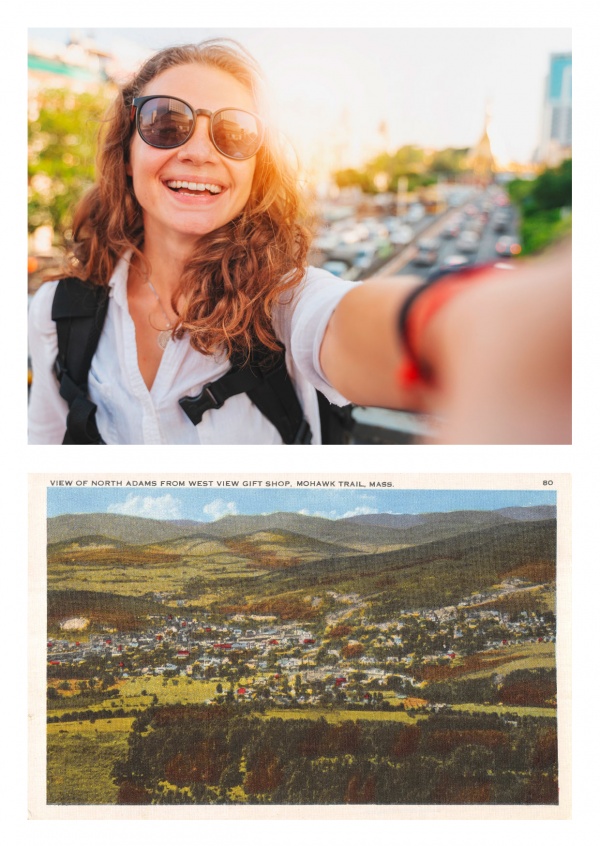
[176,116,218,162]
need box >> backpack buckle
[179,382,226,426]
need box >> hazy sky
[28,27,571,167]
[47,487,556,522]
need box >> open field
[47,719,133,804]
[48,677,412,714]
[261,708,424,723]
[47,677,220,716]
[417,641,555,683]
[457,641,555,680]
[121,675,220,705]
[47,716,135,734]
[449,703,557,718]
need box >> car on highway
[406,203,425,223]
[352,244,378,270]
[440,216,462,238]
[412,238,440,267]
[312,228,340,252]
[495,235,522,257]
[439,253,472,271]
[493,210,512,233]
[384,217,414,245]
[338,223,370,244]
[455,230,480,253]
[389,224,414,246]
[463,217,485,236]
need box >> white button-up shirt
[28,255,359,444]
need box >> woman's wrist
[397,264,509,399]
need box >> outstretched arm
[319,275,420,409]
[319,240,571,444]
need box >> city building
[538,52,572,166]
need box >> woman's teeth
[166,180,223,194]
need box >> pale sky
[28,26,571,167]
[47,486,556,522]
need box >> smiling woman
[28,39,376,445]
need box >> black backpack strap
[52,277,109,445]
[179,348,312,444]
[316,392,354,445]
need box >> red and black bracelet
[397,262,512,390]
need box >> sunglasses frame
[130,95,265,160]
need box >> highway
[374,188,520,280]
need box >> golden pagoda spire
[466,103,496,185]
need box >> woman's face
[127,63,258,252]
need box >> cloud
[202,498,238,521]
[339,506,379,519]
[107,493,182,520]
[298,506,378,520]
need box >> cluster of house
[47,596,556,692]
[48,619,316,671]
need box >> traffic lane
[396,210,520,277]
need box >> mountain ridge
[47,505,556,547]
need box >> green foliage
[332,144,468,194]
[507,159,572,255]
[531,159,572,210]
[425,667,556,708]
[429,147,470,176]
[519,210,572,256]
[28,86,113,240]
[110,705,558,805]
[334,168,374,193]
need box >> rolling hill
[47,509,556,622]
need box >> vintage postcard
[29,472,570,819]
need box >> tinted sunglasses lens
[212,109,262,158]
[138,98,194,148]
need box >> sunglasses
[130,95,264,160]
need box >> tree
[429,147,469,177]
[341,642,364,660]
[219,762,243,791]
[532,159,572,211]
[28,86,113,242]
[243,754,284,796]
[507,159,572,255]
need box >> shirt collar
[108,251,133,309]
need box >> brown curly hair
[63,39,314,359]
